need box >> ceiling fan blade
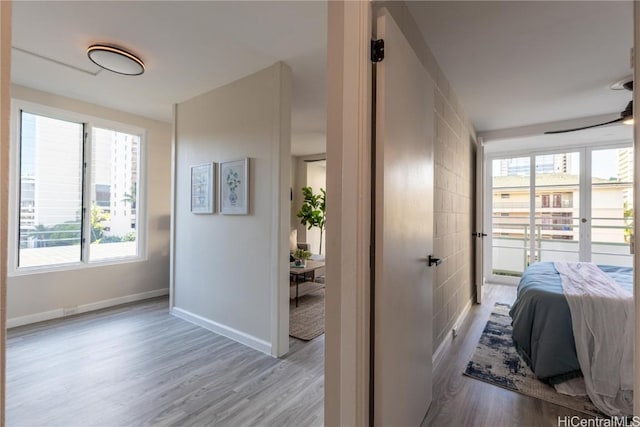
[303,158,326,163]
[544,118,624,135]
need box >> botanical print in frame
[219,158,249,215]
[191,163,215,214]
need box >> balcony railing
[493,201,574,209]
[491,218,633,277]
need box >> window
[15,109,143,270]
[95,184,111,209]
[18,113,83,267]
[541,194,550,208]
[90,127,140,261]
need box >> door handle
[428,255,442,267]
[472,232,487,238]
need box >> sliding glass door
[590,147,633,267]
[534,151,581,263]
[491,157,530,277]
[487,145,633,283]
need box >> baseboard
[7,288,169,329]
[171,306,272,356]
[485,280,519,287]
[432,298,474,368]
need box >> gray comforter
[509,262,633,384]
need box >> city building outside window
[14,107,144,271]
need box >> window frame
[9,100,148,276]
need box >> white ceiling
[407,1,634,133]
[485,122,633,154]
[12,1,636,148]
[11,1,327,155]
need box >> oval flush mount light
[87,44,145,76]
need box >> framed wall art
[190,163,215,214]
[219,158,249,215]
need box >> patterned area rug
[289,288,324,341]
[464,303,600,417]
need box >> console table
[289,260,325,307]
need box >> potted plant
[296,186,326,255]
[293,248,312,267]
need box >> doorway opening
[289,155,327,342]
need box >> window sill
[8,255,147,277]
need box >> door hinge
[371,39,384,63]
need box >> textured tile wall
[432,81,476,350]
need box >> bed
[509,262,633,384]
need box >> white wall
[292,156,308,243]
[290,156,297,238]
[305,162,326,255]
[172,62,291,356]
[7,85,172,326]
[290,152,325,248]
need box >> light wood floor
[7,285,592,427]
[6,297,323,427]
[422,284,591,427]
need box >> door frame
[483,140,632,285]
[633,4,640,414]
[475,138,485,302]
[325,1,372,426]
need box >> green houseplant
[296,186,326,255]
[293,248,312,267]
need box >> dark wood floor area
[423,284,591,427]
[6,297,323,427]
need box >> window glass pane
[491,157,530,277]
[19,112,83,267]
[534,152,580,263]
[591,147,633,267]
[90,127,139,261]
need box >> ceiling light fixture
[87,44,145,76]
[621,101,634,125]
[610,76,634,90]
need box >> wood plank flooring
[6,297,323,427]
[7,285,594,427]
[422,284,592,427]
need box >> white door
[374,9,435,426]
